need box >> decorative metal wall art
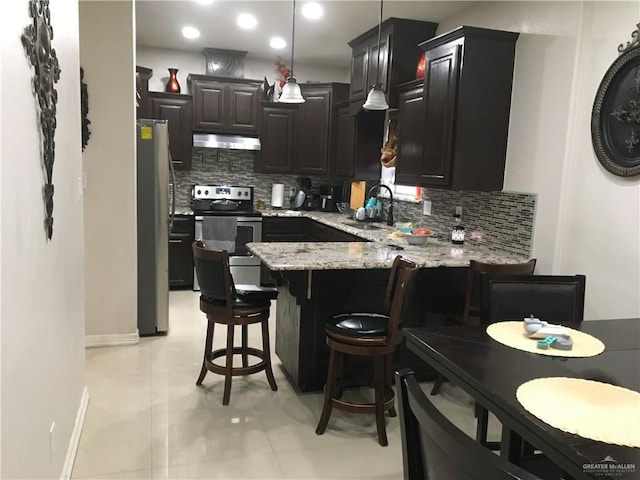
[591,22,640,177]
[81,67,91,150]
[21,0,61,240]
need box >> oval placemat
[517,377,640,447]
[486,321,605,357]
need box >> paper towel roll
[271,183,285,208]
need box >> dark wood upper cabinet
[256,83,349,175]
[395,26,519,191]
[188,74,262,135]
[334,106,386,181]
[348,18,437,112]
[149,92,193,170]
[395,80,425,184]
[136,66,153,119]
[256,103,297,174]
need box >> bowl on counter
[405,228,432,245]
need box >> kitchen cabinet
[188,74,262,135]
[395,26,519,191]
[256,83,349,175]
[169,215,195,289]
[395,80,425,184]
[334,102,386,181]
[348,18,437,112]
[136,66,153,119]
[149,92,193,170]
[256,103,297,174]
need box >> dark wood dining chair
[478,273,586,453]
[315,255,419,446]
[483,274,586,327]
[431,259,537,395]
[395,369,542,480]
[192,240,278,405]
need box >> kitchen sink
[344,221,382,230]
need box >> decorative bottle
[451,206,465,245]
[166,68,181,93]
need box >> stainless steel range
[191,185,262,290]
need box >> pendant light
[362,0,389,111]
[279,0,305,103]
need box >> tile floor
[73,290,496,479]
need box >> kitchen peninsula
[248,211,530,391]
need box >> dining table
[403,318,640,480]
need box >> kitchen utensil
[292,190,306,209]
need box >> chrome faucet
[367,184,394,226]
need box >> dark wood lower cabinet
[169,215,194,289]
[274,267,467,392]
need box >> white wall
[80,1,138,340]
[438,1,640,319]
[1,0,86,477]
[559,2,640,319]
[137,46,350,93]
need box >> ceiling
[135,1,476,68]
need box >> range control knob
[196,189,201,195]
[204,190,209,195]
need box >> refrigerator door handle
[168,149,176,234]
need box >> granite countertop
[250,210,529,271]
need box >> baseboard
[85,330,140,348]
[61,386,90,480]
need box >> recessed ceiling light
[194,0,214,5]
[270,37,287,50]
[237,13,257,30]
[302,2,323,20]
[182,26,201,40]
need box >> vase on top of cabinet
[395,26,519,191]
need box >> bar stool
[315,255,419,446]
[192,240,278,405]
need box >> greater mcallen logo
[583,456,637,476]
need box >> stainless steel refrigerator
[136,119,175,335]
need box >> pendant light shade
[362,0,388,111]
[279,76,305,103]
[279,0,305,103]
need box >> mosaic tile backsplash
[174,149,536,256]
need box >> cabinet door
[256,105,296,173]
[422,42,460,186]
[296,88,330,175]
[349,41,369,103]
[150,93,193,170]
[227,83,261,134]
[335,105,355,177]
[366,32,391,96]
[192,82,226,132]
[395,85,425,185]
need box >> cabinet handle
[169,239,182,244]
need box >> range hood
[192,133,261,151]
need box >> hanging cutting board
[349,181,367,210]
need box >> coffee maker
[319,185,342,212]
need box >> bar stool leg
[385,354,396,417]
[316,348,341,435]
[241,324,249,368]
[374,355,388,446]
[261,316,278,391]
[196,320,215,385]
[222,324,235,406]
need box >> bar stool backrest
[386,256,419,346]
[192,240,235,308]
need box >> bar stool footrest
[206,347,267,376]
